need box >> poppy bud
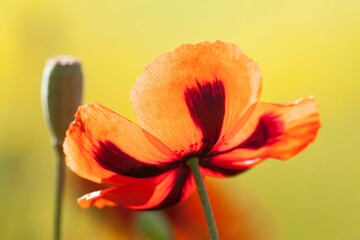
[41,56,83,147]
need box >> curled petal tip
[77,190,117,209]
[77,193,95,208]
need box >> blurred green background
[1,0,359,239]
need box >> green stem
[53,143,65,240]
[187,157,219,240]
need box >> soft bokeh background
[1,0,359,239]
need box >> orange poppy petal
[63,103,178,184]
[77,167,195,210]
[206,97,320,171]
[131,41,261,156]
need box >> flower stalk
[187,157,219,240]
[53,144,65,240]
[41,56,83,240]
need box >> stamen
[173,137,219,159]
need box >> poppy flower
[64,41,320,210]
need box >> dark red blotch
[93,141,179,178]
[200,114,283,176]
[152,165,191,209]
[238,114,282,149]
[184,79,226,153]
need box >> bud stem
[187,157,219,240]
[53,144,65,240]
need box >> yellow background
[1,0,359,239]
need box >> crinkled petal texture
[64,103,178,183]
[205,97,320,174]
[131,41,262,154]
